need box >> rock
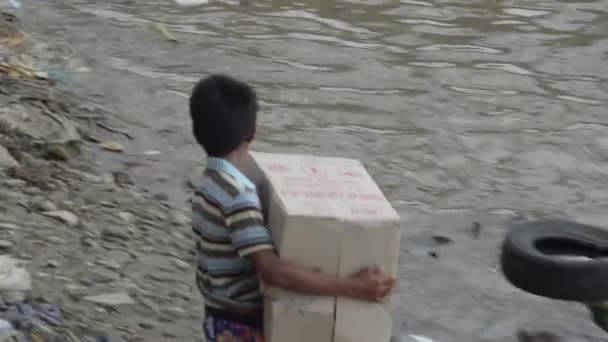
[153,193,169,201]
[47,236,66,244]
[89,268,121,283]
[65,283,86,298]
[30,196,58,212]
[84,292,135,306]
[0,255,32,292]
[80,237,96,247]
[162,306,185,318]
[46,260,59,268]
[117,212,135,224]
[0,240,12,250]
[113,171,133,186]
[96,259,121,270]
[0,145,18,168]
[170,258,190,271]
[0,222,20,230]
[102,226,129,241]
[171,212,191,226]
[138,320,157,329]
[43,210,79,227]
[3,179,26,188]
[148,272,177,283]
[431,235,453,246]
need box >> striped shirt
[192,157,274,314]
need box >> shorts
[203,311,263,342]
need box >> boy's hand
[347,266,397,303]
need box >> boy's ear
[247,125,256,142]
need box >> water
[22,0,608,340]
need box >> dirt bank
[0,12,205,341]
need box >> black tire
[500,219,608,302]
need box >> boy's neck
[223,147,250,172]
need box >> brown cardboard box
[246,151,401,342]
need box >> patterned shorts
[203,314,264,342]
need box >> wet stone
[90,268,121,283]
[117,211,135,224]
[46,260,59,268]
[0,239,12,250]
[84,292,135,306]
[138,320,157,329]
[102,226,130,241]
[47,236,66,244]
[170,258,190,271]
[0,223,20,230]
[43,210,79,227]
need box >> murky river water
[20,0,608,340]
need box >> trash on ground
[143,150,160,155]
[0,303,113,341]
[99,141,123,152]
[150,22,178,42]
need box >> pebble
[102,226,130,240]
[162,306,185,318]
[3,179,26,188]
[0,144,18,168]
[43,210,80,227]
[0,222,20,230]
[84,292,135,306]
[90,268,121,283]
[47,236,66,244]
[46,260,59,268]
[117,211,135,224]
[30,196,58,212]
[171,212,191,226]
[153,193,169,201]
[96,259,122,270]
[113,171,133,186]
[138,320,157,329]
[0,240,13,249]
[170,258,190,271]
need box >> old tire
[500,219,608,302]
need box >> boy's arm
[248,249,395,302]
[225,194,395,303]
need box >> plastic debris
[0,303,113,341]
[150,22,177,42]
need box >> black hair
[189,74,258,157]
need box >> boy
[189,74,397,342]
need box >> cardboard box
[245,151,401,342]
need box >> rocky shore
[0,11,205,341]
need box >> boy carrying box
[188,74,397,342]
